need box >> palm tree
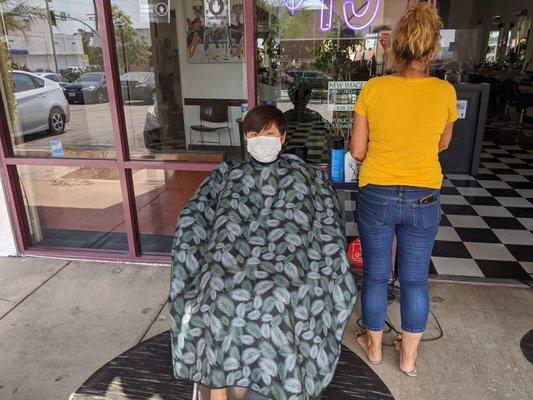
[0,1,45,134]
[0,0,46,38]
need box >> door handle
[38,95,45,99]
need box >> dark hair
[242,104,287,135]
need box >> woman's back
[355,75,457,189]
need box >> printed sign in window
[328,81,366,111]
[457,100,468,119]
[205,0,229,27]
[140,0,170,23]
[50,140,65,157]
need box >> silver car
[11,70,70,136]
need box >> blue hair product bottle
[331,136,345,183]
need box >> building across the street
[7,19,85,71]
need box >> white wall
[174,0,247,147]
[0,172,18,256]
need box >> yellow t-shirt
[354,75,458,189]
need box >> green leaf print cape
[169,154,357,400]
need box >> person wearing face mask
[169,104,356,400]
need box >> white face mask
[247,136,282,163]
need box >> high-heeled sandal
[355,329,382,365]
[394,336,418,377]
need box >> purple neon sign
[286,0,381,32]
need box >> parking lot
[13,102,152,157]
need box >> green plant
[0,38,17,136]
[112,4,151,71]
[0,0,46,38]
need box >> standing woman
[349,3,457,376]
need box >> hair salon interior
[0,0,531,281]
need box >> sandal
[355,329,382,365]
[394,336,418,377]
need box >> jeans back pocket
[357,192,388,228]
[412,198,441,230]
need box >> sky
[26,0,150,34]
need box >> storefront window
[18,165,127,250]
[0,0,117,158]
[256,0,533,163]
[132,168,211,254]
[112,0,248,162]
[255,0,401,164]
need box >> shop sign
[140,0,170,23]
[457,100,468,119]
[204,0,229,27]
[328,81,366,111]
[50,140,65,157]
[285,0,381,32]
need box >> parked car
[63,72,108,104]
[143,100,185,151]
[120,71,156,104]
[35,72,70,88]
[11,70,70,136]
[34,68,54,73]
[60,66,84,75]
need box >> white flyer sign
[457,100,467,119]
[328,81,366,111]
[205,0,229,27]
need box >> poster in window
[185,0,244,63]
[328,81,365,111]
[140,0,170,23]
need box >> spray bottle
[330,136,345,183]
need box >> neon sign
[285,0,381,32]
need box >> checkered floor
[339,140,533,280]
[284,118,331,164]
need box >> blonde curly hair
[388,3,443,70]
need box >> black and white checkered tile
[284,119,330,164]
[338,140,533,280]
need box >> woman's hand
[349,112,369,162]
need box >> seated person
[169,105,356,400]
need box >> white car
[11,70,70,136]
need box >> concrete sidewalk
[0,256,531,400]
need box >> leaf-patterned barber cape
[169,154,356,400]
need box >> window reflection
[115,0,247,162]
[256,0,387,164]
[0,0,117,158]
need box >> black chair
[189,100,232,147]
[500,80,533,144]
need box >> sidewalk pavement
[0,256,531,400]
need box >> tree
[0,0,46,38]
[112,4,151,71]
[0,0,47,134]
[75,28,103,67]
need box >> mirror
[505,11,531,69]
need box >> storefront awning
[9,48,29,55]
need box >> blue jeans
[357,184,441,333]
